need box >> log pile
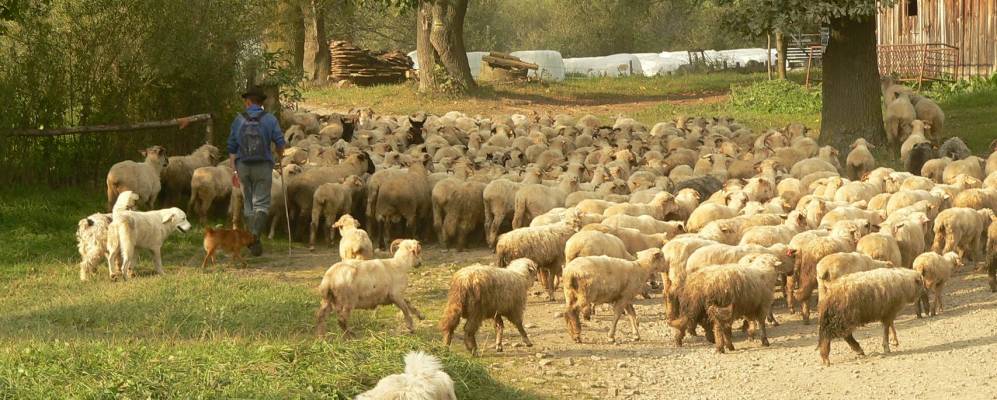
[480,52,537,82]
[329,41,413,86]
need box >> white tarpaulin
[716,48,776,67]
[633,53,687,76]
[563,53,646,77]
[510,50,565,82]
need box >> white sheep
[913,251,963,316]
[845,138,876,180]
[738,210,809,247]
[564,230,634,263]
[496,209,583,300]
[106,145,169,210]
[440,259,538,354]
[943,156,986,184]
[601,214,685,236]
[309,176,365,250]
[932,207,994,262]
[315,239,424,336]
[602,191,676,220]
[331,214,374,261]
[885,93,915,145]
[562,248,666,343]
[856,232,903,270]
[815,251,894,300]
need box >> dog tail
[403,351,444,377]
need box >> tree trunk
[775,30,787,80]
[819,15,886,153]
[416,1,438,92]
[301,0,330,83]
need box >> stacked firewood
[480,52,538,82]
[329,41,413,85]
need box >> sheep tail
[403,351,444,377]
[439,283,466,333]
[497,247,511,268]
[511,195,528,229]
[817,301,846,340]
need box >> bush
[730,79,822,114]
[922,73,997,101]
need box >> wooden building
[877,0,996,82]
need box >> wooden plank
[4,114,213,138]
[482,56,538,70]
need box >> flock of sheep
[79,83,997,379]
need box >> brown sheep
[482,178,521,248]
[286,152,375,239]
[440,259,538,355]
[817,268,924,365]
[434,178,486,251]
[789,229,859,323]
[366,155,433,249]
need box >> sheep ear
[389,239,403,254]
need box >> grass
[0,188,538,399]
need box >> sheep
[495,209,583,300]
[938,137,970,161]
[188,164,235,225]
[738,211,809,247]
[932,207,994,262]
[75,191,141,281]
[562,248,666,343]
[308,176,364,250]
[818,206,885,229]
[671,175,723,201]
[287,152,375,238]
[315,239,424,337]
[511,175,578,228]
[921,157,952,182]
[911,94,945,140]
[988,141,997,176]
[953,188,997,211]
[440,259,538,354]
[366,155,433,249]
[601,214,685,236]
[817,268,924,365]
[790,158,838,179]
[686,201,738,233]
[816,252,894,300]
[845,139,876,181]
[883,212,932,269]
[355,351,457,400]
[789,229,859,323]
[160,144,219,206]
[483,178,521,248]
[603,191,676,220]
[106,145,168,210]
[564,230,634,263]
[885,93,916,145]
[669,254,787,349]
[943,156,986,184]
[906,142,937,175]
[580,223,670,256]
[913,252,963,316]
[900,125,930,163]
[329,214,373,261]
[433,179,486,251]
[857,232,903,270]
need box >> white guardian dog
[107,207,192,279]
[75,191,141,281]
[356,351,457,400]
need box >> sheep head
[389,239,422,265]
[635,248,666,273]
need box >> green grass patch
[730,79,822,115]
[935,87,997,153]
[0,188,537,399]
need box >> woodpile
[329,41,413,86]
[480,52,538,82]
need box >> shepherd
[228,85,285,256]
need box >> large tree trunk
[819,15,886,154]
[301,0,330,83]
[775,31,787,79]
[415,0,475,93]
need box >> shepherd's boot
[249,210,268,256]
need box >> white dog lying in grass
[107,207,192,280]
[75,191,141,281]
[356,351,457,400]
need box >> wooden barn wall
[877,0,997,78]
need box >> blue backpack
[238,112,269,162]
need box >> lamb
[315,239,424,336]
[106,207,193,279]
[106,145,169,210]
[564,230,634,263]
[856,232,903,270]
[913,252,963,316]
[938,137,970,160]
[789,229,859,323]
[329,214,374,261]
[160,144,219,206]
[440,259,538,354]
[882,212,932,270]
[511,175,578,228]
[845,139,876,180]
[603,191,677,220]
[354,351,457,400]
[562,249,666,343]
[817,268,924,365]
[885,93,916,145]
[601,214,685,236]
[932,207,994,262]
[943,156,986,184]
[75,191,141,281]
[495,209,583,300]
[669,254,786,350]
[308,176,365,250]
[911,94,945,140]
[816,252,894,300]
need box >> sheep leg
[564,302,583,343]
[608,303,625,343]
[801,301,811,325]
[463,315,482,355]
[308,212,320,250]
[336,306,353,338]
[767,310,780,326]
[508,313,532,347]
[881,322,892,353]
[405,299,425,320]
[934,284,944,315]
[315,298,333,337]
[843,334,865,356]
[493,317,505,352]
[391,295,416,333]
[267,213,278,240]
[757,316,770,347]
[785,275,796,312]
[625,304,640,341]
[890,324,899,347]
